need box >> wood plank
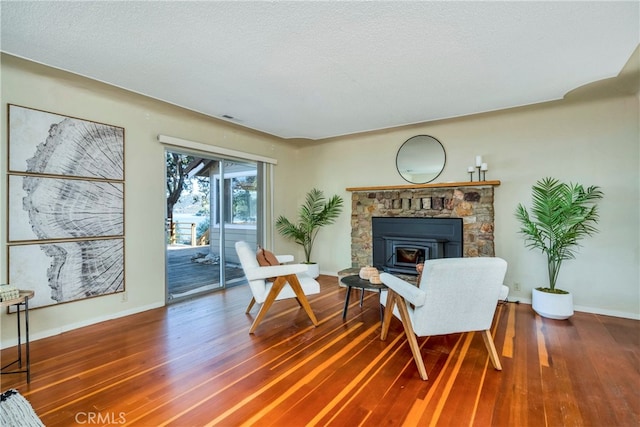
[166,245,246,298]
[346,180,501,192]
[1,276,638,426]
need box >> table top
[0,290,35,307]
[340,275,386,290]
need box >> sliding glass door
[210,159,260,289]
[165,149,259,302]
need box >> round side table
[340,275,386,321]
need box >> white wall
[290,95,639,319]
[0,55,296,347]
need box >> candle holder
[476,166,482,181]
[467,167,475,181]
[480,163,488,181]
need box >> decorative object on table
[468,155,488,182]
[368,269,382,284]
[396,135,446,184]
[359,265,378,280]
[475,155,482,181]
[0,285,19,302]
[515,177,603,320]
[7,104,125,309]
[480,162,488,181]
[275,188,343,279]
[0,389,45,427]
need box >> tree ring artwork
[7,105,125,309]
[9,104,124,180]
[9,239,124,309]
[9,175,124,242]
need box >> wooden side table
[1,290,34,383]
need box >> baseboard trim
[504,298,639,320]
[1,302,165,349]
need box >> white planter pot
[305,263,319,279]
[532,288,574,320]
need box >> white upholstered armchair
[235,241,320,334]
[380,257,508,380]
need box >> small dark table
[341,275,386,321]
[1,289,34,383]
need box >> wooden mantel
[345,180,501,192]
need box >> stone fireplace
[349,183,498,269]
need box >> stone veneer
[350,186,496,268]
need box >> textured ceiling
[1,1,638,140]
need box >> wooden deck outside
[167,245,247,299]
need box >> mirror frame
[395,135,446,184]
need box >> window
[213,171,257,227]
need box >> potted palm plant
[515,177,603,319]
[275,188,343,278]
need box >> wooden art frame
[8,175,124,242]
[7,105,125,310]
[8,239,125,310]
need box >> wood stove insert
[372,217,463,275]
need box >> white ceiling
[1,1,638,140]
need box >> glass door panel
[214,160,258,288]
[165,150,258,302]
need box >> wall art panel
[8,104,124,180]
[8,239,125,310]
[8,175,124,242]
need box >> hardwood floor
[1,275,638,426]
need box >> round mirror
[396,135,446,184]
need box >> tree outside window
[214,172,257,226]
[231,175,257,225]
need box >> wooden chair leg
[380,291,396,340]
[395,292,428,380]
[481,329,503,371]
[248,275,319,333]
[249,277,286,334]
[245,297,256,314]
[285,274,319,326]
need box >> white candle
[481,163,488,171]
[475,155,483,167]
[467,166,474,172]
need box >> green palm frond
[276,188,344,263]
[515,177,603,290]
